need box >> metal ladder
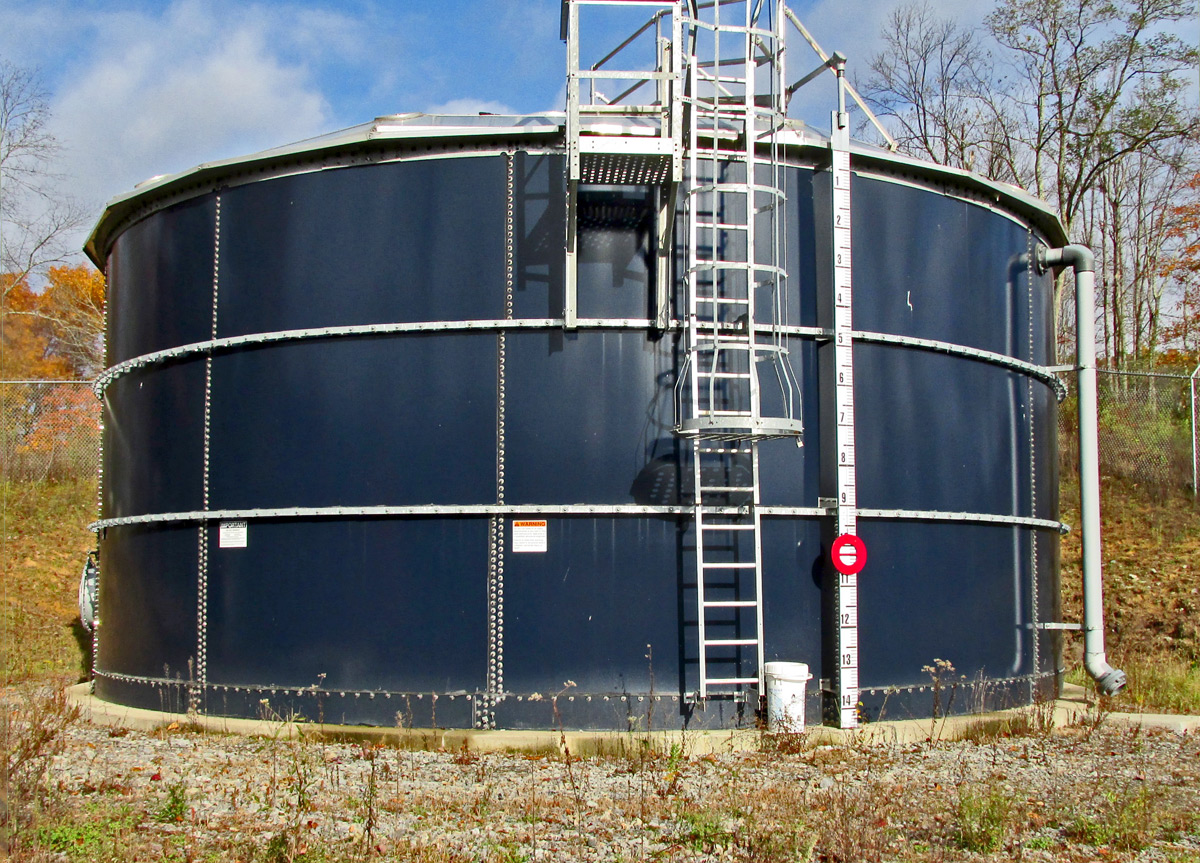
[562,0,803,707]
[674,0,801,703]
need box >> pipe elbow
[1039,243,1095,274]
[1085,653,1127,696]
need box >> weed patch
[155,780,188,823]
[953,781,1014,852]
[1065,786,1162,851]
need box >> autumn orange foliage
[1,274,73,379]
[2,264,105,479]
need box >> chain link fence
[0,381,100,482]
[1058,369,1198,495]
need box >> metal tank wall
[92,141,1060,730]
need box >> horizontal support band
[93,668,696,702]
[854,669,1057,697]
[91,503,825,531]
[95,319,1062,399]
[94,318,829,394]
[95,318,680,394]
[856,507,1068,533]
[851,330,1067,401]
[92,503,1064,532]
[97,666,1056,703]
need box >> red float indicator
[831,534,867,575]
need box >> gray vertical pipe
[1040,244,1126,696]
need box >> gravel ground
[6,690,1198,863]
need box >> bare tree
[861,4,998,173]
[986,0,1199,235]
[0,60,85,296]
[865,0,1199,361]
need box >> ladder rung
[700,524,756,531]
[701,562,757,569]
[697,371,751,378]
[702,410,754,417]
[695,297,751,305]
[695,105,752,116]
[694,222,748,231]
[690,337,754,346]
[703,599,758,607]
[704,638,759,647]
[698,447,752,453]
[691,183,752,196]
[699,485,755,492]
[691,150,747,160]
[704,677,760,686]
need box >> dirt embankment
[1060,477,1200,692]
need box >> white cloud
[51,0,331,217]
[6,0,1010,263]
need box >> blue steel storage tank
[85,111,1069,731]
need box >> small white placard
[512,519,548,553]
[219,520,248,548]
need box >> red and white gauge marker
[831,533,867,575]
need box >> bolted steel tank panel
[87,117,1065,729]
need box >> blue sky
[0,0,994,257]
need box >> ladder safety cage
[675,0,802,706]
[562,0,806,710]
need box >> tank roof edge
[84,112,1067,266]
[83,115,565,267]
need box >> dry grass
[0,478,96,685]
[1,693,1198,862]
[1060,475,1200,712]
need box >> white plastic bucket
[764,661,811,732]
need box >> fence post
[1192,363,1199,498]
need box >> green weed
[155,780,189,823]
[1066,787,1160,851]
[677,808,734,853]
[35,805,137,861]
[953,782,1013,852]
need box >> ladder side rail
[741,3,763,423]
[565,1,581,330]
[752,444,766,692]
[567,1,582,181]
[687,57,702,423]
[694,440,709,698]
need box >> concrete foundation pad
[66,683,1196,753]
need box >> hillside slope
[1060,477,1200,710]
[0,479,95,683]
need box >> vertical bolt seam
[193,194,220,712]
[484,154,516,728]
[1027,229,1040,693]
[92,263,110,693]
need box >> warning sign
[219,520,248,549]
[830,533,866,575]
[512,519,548,553]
